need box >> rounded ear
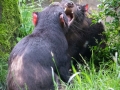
[59,13,68,28]
[83,4,88,12]
[32,12,38,26]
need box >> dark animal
[7,2,71,90]
[61,0,106,64]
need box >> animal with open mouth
[61,0,106,66]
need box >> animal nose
[67,1,74,8]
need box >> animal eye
[77,6,81,10]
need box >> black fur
[7,2,70,90]
[62,1,106,64]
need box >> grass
[64,58,120,90]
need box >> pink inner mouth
[67,15,71,22]
[64,8,74,25]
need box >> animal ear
[32,12,38,26]
[59,13,68,28]
[84,4,88,12]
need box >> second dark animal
[61,0,106,64]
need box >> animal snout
[67,1,74,8]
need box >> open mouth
[64,4,74,25]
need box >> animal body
[7,2,71,90]
[61,0,106,64]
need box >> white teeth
[72,12,73,13]
[64,8,67,11]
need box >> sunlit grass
[65,58,120,90]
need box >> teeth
[64,8,67,11]
[72,11,73,13]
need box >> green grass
[64,59,120,90]
[0,58,7,90]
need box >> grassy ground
[65,60,120,90]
